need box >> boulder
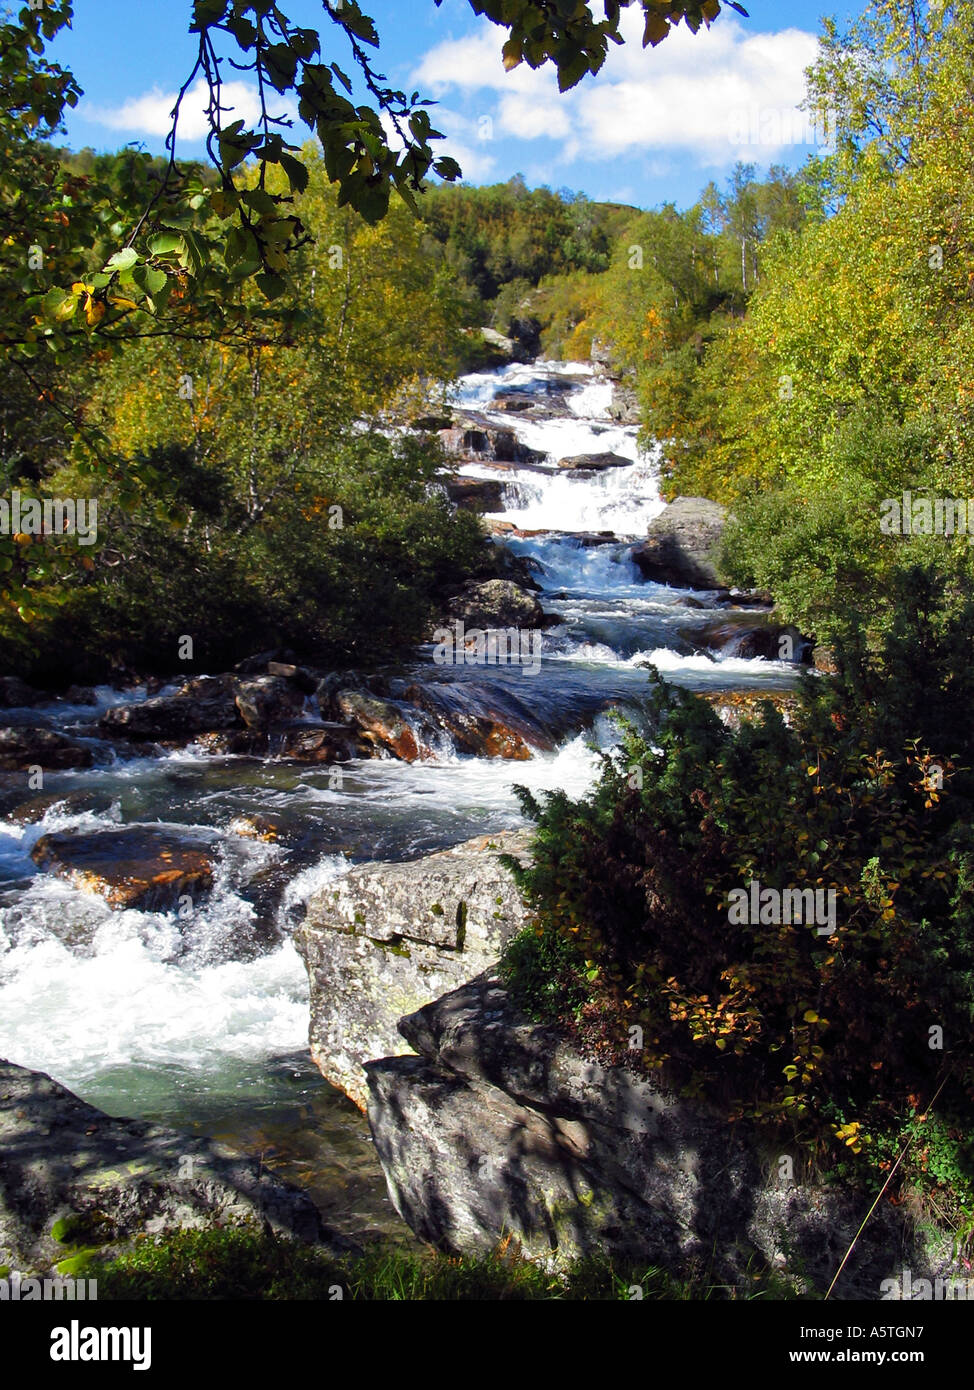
[270,724,362,763]
[294,831,533,1110]
[0,1060,350,1273]
[443,476,506,513]
[557,452,631,472]
[0,727,93,771]
[30,826,217,911]
[234,675,306,730]
[100,675,241,741]
[446,579,547,630]
[0,676,45,708]
[365,974,950,1294]
[680,617,812,664]
[334,691,437,763]
[630,497,729,590]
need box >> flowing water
[0,360,797,1245]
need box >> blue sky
[46,0,864,210]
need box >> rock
[30,826,216,911]
[630,497,729,590]
[294,831,533,1110]
[481,326,516,355]
[680,617,812,664]
[234,676,306,731]
[364,974,949,1294]
[439,417,547,466]
[607,383,641,426]
[5,790,113,826]
[228,814,281,842]
[491,392,535,413]
[0,676,45,708]
[411,414,454,432]
[334,691,437,763]
[270,724,362,763]
[443,476,506,513]
[101,675,240,741]
[0,727,93,771]
[446,579,547,630]
[63,685,98,705]
[557,452,631,472]
[0,1060,351,1273]
[404,681,551,760]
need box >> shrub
[502,568,974,1199]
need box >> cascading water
[0,359,798,1240]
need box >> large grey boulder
[365,974,950,1296]
[0,1061,352,1273]
[631,497,729,590]
[294,831,533,1110]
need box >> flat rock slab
[295,831,533,1109]
[30,827,217,911]
[557,452,631,472]
[0,1060,351,1272]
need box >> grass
[64,1223,796,1301]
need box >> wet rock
[680,617,812,664]
[5,790,113,826]
[404,682,547,760]
[0,676,46,708]
[334,691,437,763]
[0,727,93,771]
[266,661,318,693]
[557,452,631,472]
[271,724,362,763]
[31,826,217,911]
[0,1059,352,1273]
[411,413,454,432]
[364,974,947,1293]
[631,497,729,590]
[228,814,282,842]
[443,476,506,513]
[234,676,306,731]
[294,830,533,1109]
[445,579,547,630]
[63,685,98,705]
[190,730,268,756]
[101,675,241,741]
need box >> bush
[501,569,974,1203]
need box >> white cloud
[86,78,265,143]
[411,14,822,169]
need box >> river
[0,360,796,1244]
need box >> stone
[0,727,93,771]
[333,691,439,763]
[234,676,306,730]
[0,1060,351,1273]
[445,579,547,630]
[100,676,241,741]
[294,830,533,1109]
[557,452,631,472]
[0,676,45,708]
[30,826,217,911]
[365,974,952,1295]
[630,497,729,590]
[443,476,506,513]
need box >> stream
[0,360,797,1246]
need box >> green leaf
[256,272,287,301]
[105,247,138,273]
